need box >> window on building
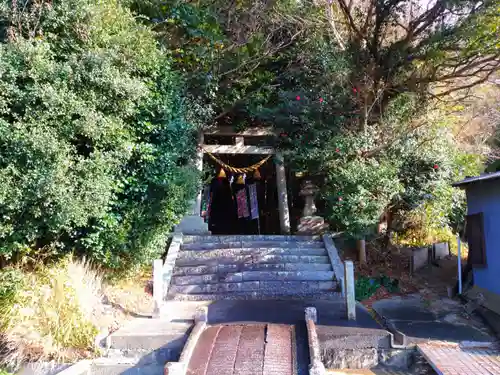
[465,212,487,268]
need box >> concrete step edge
[180,246,327,251]
[166,291,344,301]
[172,263,333,276]
[178,248,328,256]
[172,271,336,285]
[182,235,323,243]
[168,280,339,295]
[106,321,192,351]
[175,255,331,266]
[181,241,325,249]
[100,348,179,366]
[89,362,165,375]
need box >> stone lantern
[297,180,329,234]
[300,180,318,217]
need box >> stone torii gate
[175,127,291,235]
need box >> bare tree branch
[325,2,346,50]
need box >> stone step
[316,326,393,350]
[173,263,333,276]
[182,235,322,244]
[178,247,328,259]
[90,362,163,375]
[168,280,338,295]
[172,271,335,285]
[175,254,331,267]
[106,319,192,352]
[326,369,415,375]
[180,240,325,250]
[167,291,343,301]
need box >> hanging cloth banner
[203,149,272,174]
[248,183,259,220]
[236,189,250,218]
[202,186,211,223]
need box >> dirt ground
[339,239,465,308]
[95,267,155,335]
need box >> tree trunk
[377,212,386,234]
[383,209,394,249]
[357,238,367,264]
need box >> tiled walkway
[186,324,295,375]
[418,341,500,375]
[326,370,425,374]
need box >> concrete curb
[52,360,91,375]
[305,307,326,375]
[369,306,408,349]
[459,340,500,349]
[157,233,184,318]
[291,322,299,375]
[164,307,208,375]
[322,235,344,296]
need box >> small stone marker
[410,247,430,273]
[433,242,450,260]
[305,306,318,323]
[344,260,356,321]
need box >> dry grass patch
[0,257,102,369]
[100,265,154,329]
[0,258,155,371]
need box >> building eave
[452,171,500,188]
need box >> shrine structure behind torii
[175,127,290,235]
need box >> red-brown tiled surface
[186,324,294,375]
[186,326,221,375]
[233,325,266,375]
[418,341,500,375]
[263,324,294,375]
[205,325,242,375]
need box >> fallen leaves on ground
[97,267,154,335]
[344,240,454,305]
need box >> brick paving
[263,324,294,375]
[326,370,423,374]
[186,323,294,375]
[233,325,266,375]
[418,341,500,375]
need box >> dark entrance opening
[201,154,280,235]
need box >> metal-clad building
[453,172,500,311]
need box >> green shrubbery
[0,0,197,270]
[355,275,399,302]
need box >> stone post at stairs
[297,180,329,234]
[174,132,210,235]
[275,153,291,234]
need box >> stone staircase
[166,235,343,301]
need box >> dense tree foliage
[0,0,497,268]
[0,0,197,269]
[139,0,496,240]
